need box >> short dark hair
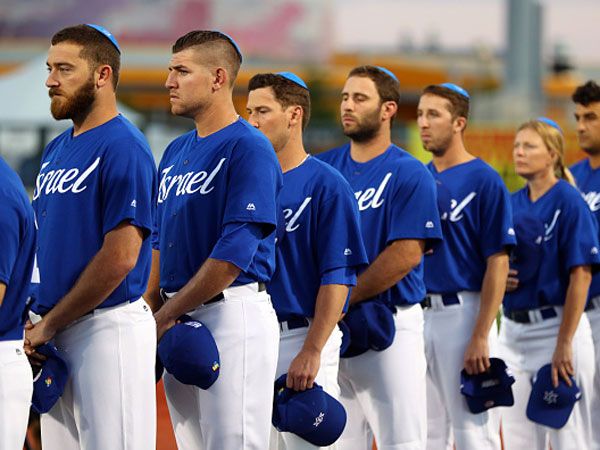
[51,25,120,90]
[172,31,242,86]
[422,84,470,120]
[572,80,600,106]
[248,73,311,130]
[348,65,400,105]
[347,65,400,125]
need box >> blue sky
[334,0,600,64]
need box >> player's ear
[288,105,303,128]
[454,116,467,133]
[96,64,113,89]
[212,67,228,91]
[381,101,397,122]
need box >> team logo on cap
[543,390,559,405]
[313,412,325,427]
[212,361,220,372]
[45,376,53,387]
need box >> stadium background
[1,0,598,448]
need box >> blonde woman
[499,118,598,449]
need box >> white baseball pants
[497,308,595,450]
[270,321,343,450]
[586,300,600,450]
[0,339,33,450]
[36,299,157,450]
[163,283,280,450]
[424,291,501,450]
[337,303,427,450]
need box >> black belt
[420,293,461,309]
[159,282,267,305]
[504,306,558,324]
[279,316,310,331]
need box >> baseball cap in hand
[340,299,395,357]
[32,343,69,414]
[338,320,351,356]
[158,315,220,389]
[511,211,544,282]
[460,357,515,413]
[526,363,581,429]
[272,374,347,446]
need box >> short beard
[342,110,382,143]
[49,77,96,122]
[582,145,600,156]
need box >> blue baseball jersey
[571,159,600,298]
[155,118,282,291]
[0,157,36,341]
[424,158,516,293]
[32,115,157,315]
[504,180,600,313]
[267,156,368,321]
[317,143,442,306]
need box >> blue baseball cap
[276,71,308,90]
[157,315,220,390]
[31,344,69,414]
[439,82,470,99]
[375,66,399,83]
[537,117,563,134]
[155,352,164,383]
[526,363,581,429]
[340,300,396,358]
[511,211,544,282]
[273,374,347,446]
[85,24,121,54]
[460,358,515,413]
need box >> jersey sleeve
[222,135,282,236]
[559,196,600,271]
[387,166,442,249]
[100,139,157,239]
[0,201,20,285]
[210,222,263,272]
[316,182,368,275]
[320,266,357,286]
[478,175,517,258]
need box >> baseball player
[570,80,600,450]
[317,65,442,450]
[147,31,282,450]
[0,155,36,450]
[500,118,597,449]
[417,83,515,450]
[246,71,368,449]
[24,24,158,450]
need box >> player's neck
[194,100,239,138]
[72,98,119,137]
[278,133,307,173]
[349,132,391,163]
[431,141,474,172]
[527,171,559,202]
[588,153,600,170]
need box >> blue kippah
[439,82,470,99]
[85,24,121,54]
[537,117,563,134]
[276,71,308,90]
[218,31,243,63]
[375,66,399,83]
